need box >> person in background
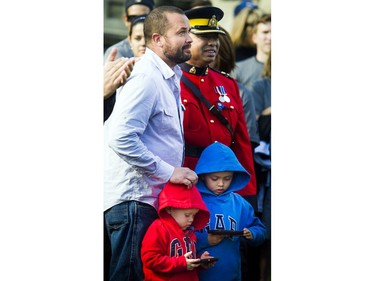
[104,6,196,281]
[104,0,155,122]
[230,2,262,62]
[128,15,147,57]
[232,13,271,90]
[234,0,259,17]
[190,0,212,9]
[103,15,147,123]
[194,141,266,281]
[249,51,271,281]
[180,6,258,209]
[232,14,272,279]
[141,182,212,281]
[104,0,154,61]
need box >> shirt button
[200,78,204,82]
[183,99,187,103]
[210,120,214,123]
[230,105,234,109]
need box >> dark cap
[129,15,147,36]
[234,0,258,17]
[125,0,155,12]
[185,6,225,35]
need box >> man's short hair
[144,6,185,45]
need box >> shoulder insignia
[209,67,234,80]
[220,71,230,78]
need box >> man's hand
[170,167,198,188]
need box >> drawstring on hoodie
[184,226,195,236]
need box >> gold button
[183,99,187,103]
[230,105,234,109]
[200,78,204,82]
[210,120,214,123]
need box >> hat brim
[190,29,226,35]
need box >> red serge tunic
[180,63,257,196]
[141,182,210,281]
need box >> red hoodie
[141,182,210,281]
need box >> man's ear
[152,33,163,47]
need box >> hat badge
[208,15,217,27]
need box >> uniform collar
[180,63,209,76]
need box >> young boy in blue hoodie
[194,141,267,281]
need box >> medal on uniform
[214,86,230,103]
[217,102,225,111]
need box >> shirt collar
[144,48,181,80]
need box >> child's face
[168,208,199,230]
[202,171,234,195]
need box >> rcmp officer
[180,6,257,200]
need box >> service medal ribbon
[214,86,230,103]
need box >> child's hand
[207,233,227,245]
[243,228,253,240]
[184,251,200,271]
[199,251,217,269]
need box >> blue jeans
[104,200,158,281]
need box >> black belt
[185,145,205,158]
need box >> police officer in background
[180,6,257,204]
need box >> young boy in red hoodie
[141,182,213,281]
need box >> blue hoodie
[194,142,266,281]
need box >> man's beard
[164,45,191,65]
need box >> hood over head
[158,182,210,230]
[195,142,250,194]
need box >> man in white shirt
[104,6,196,281]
